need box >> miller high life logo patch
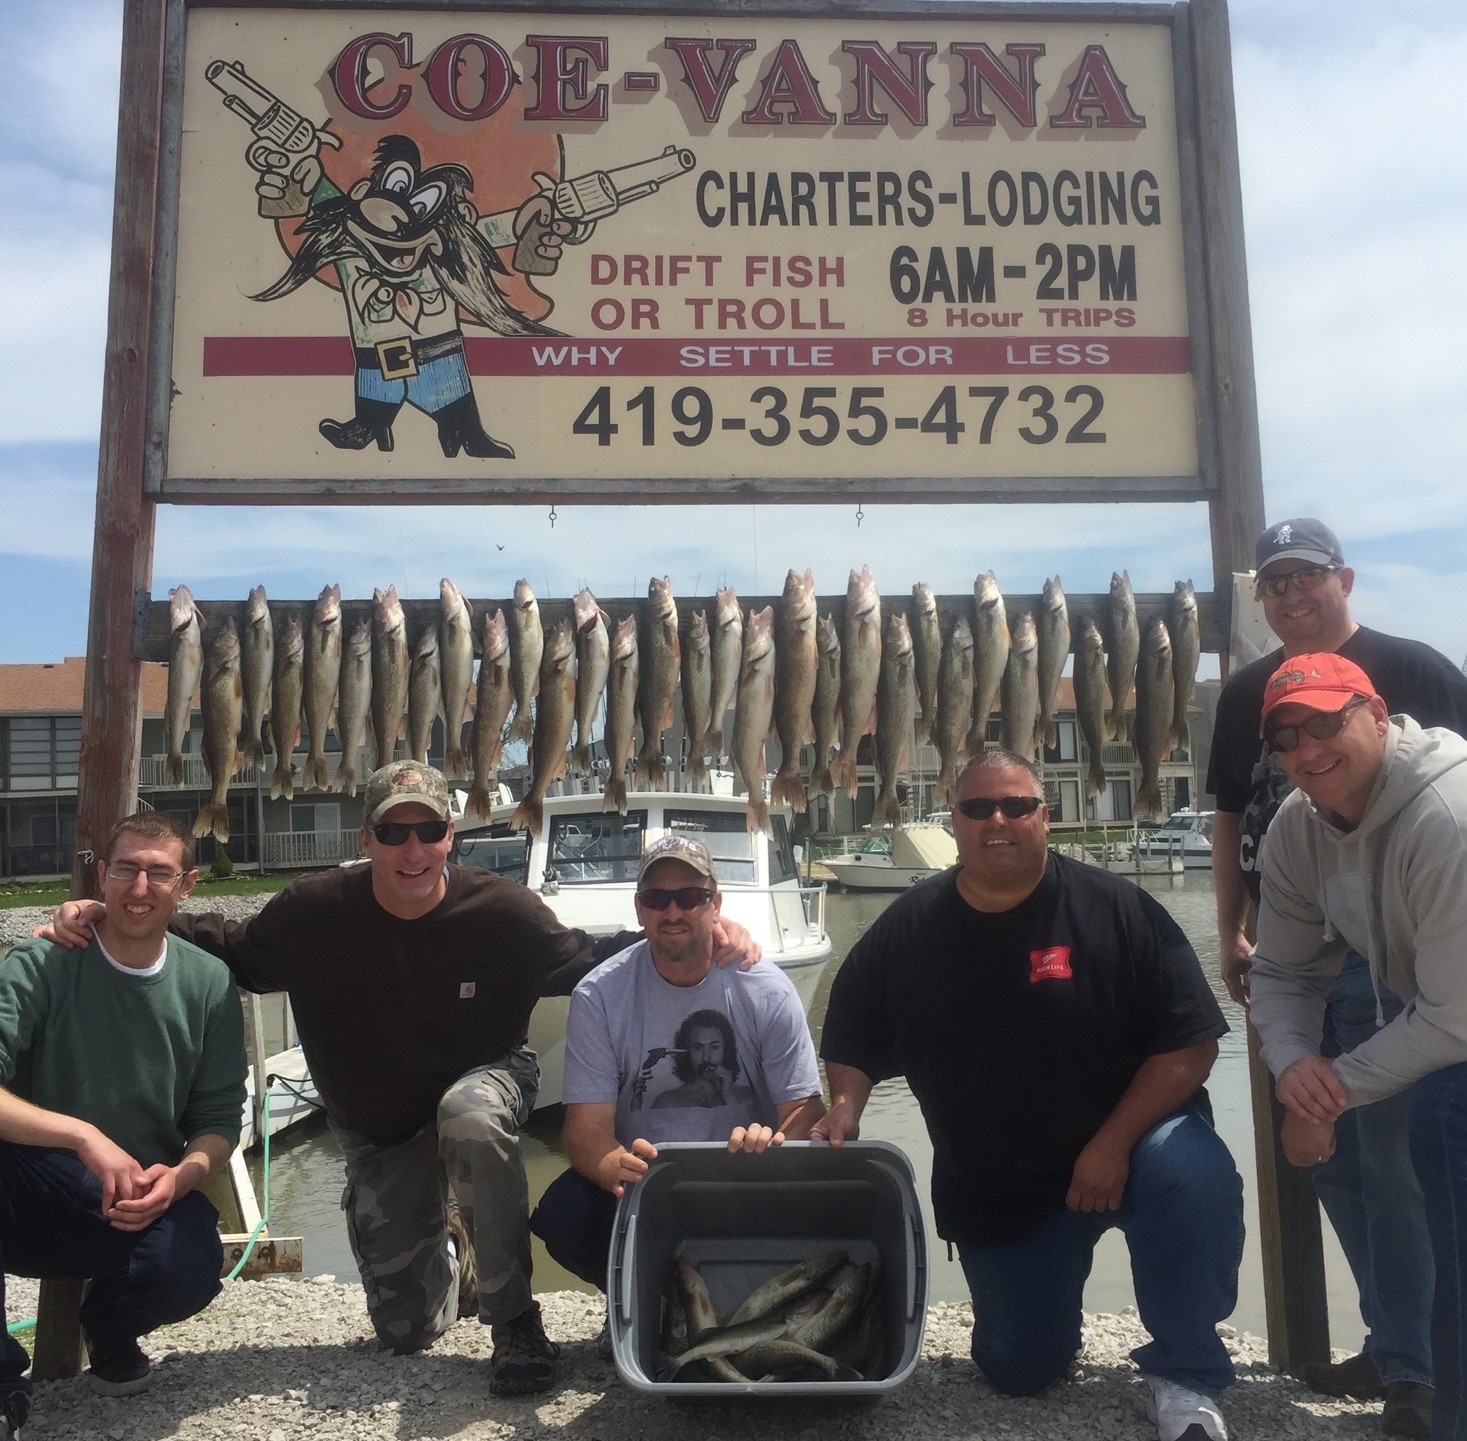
[1029,946,1073,983]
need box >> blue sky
[4,1,1465,670]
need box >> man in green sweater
[0,812,246,1437]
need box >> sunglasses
[637,886,714,911]
[1265,697,1369,753]
[370,819,450,846]
[954,795,1044,821]
[1256,564,1340,599]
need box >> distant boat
[1131,809,1214,871]
[822,823,958,891]
[451,773,832,1107]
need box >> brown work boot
[1299,1350,1385,1400]
[1382,1381,1433,1439]
[490,1301,561,1396]
[445,1200,477,1319]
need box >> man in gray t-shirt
[530,836,824,1300]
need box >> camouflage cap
[637,834,718,886]
[363,761,450,823]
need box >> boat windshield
[452,827,529,884]
[546,811,646,885]
[664,810,758,885]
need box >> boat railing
[720,881,828,958]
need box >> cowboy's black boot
[319,396,399,452]
[435,394,515,459]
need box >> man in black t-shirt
[1208,518,1467,1420]
[817,751,1242,1441]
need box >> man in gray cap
[43,764,759,1398]
[530,834,824,1346]
[1207,519,1467,1434]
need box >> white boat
[1130,809,1215,871]
[451,774,832,1107]
[821,824,958,891]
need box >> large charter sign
[160,3,1223,502]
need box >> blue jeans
[956,1105,1243,1397]
[529,1168,617,1292]
[0,1143,223,1401]
[1409,1064,1467,1440]
[1314,950,1434,1387]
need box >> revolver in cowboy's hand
[206,59,341,218]
[514,144,697,276]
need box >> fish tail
[914,715,931,745]
[1087,757,1107,798]
[444,745,467,781]
[746,796,770,834]
[1171,719,1190,752]
[933,773,953,808]
[1136,783,1164,822]
[873,796,901,828]
[507,707,533,744]
[302,755,329,792]
[571,741,590,774]
[192,803,230,844]
[703,724,723,758]
[336,764,357,798]
[464,784,489,820]
[603,775,628,815]
[167,753,184,785]
[270,762,294,801]
[635,746,665,789]
[241,738,264,771]
[770,771,807,813]
[686,755,709,786]
[810,765,834,798]
[510,796,543,837]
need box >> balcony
[261,828,362,869]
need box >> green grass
[0,872,298,910]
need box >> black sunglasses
[1265,697,1369,754]
[1255,564,1340,599]
[954,795,1044,821]
[637,886,714,912]
[371,819,451,846]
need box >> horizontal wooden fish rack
[133,585,1230,663]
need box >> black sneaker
[489,1302,560,1396]
[446,1200,478,1319]
[1382,1381,1434,1439]
[1,1390,28,1439]
[85,1337,152,1397]
[1299,1350,1385,1399]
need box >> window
[453,826,529,884]
[769,814,799,884]
[665,810,757,885]
[291,803,341,834]
[4,717,81,791]
[546,811,645,884]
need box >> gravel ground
[3,901,1382,1438]
[7,1276,1382,1441]
[1,896,270,952]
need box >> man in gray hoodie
[1251,651,1467,1441]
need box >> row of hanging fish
[662,1249,885,1384]
[163,568,1201,843]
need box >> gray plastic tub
[607,1140,928,1398]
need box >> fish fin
[192,804,230,844]
[241,738,264,771]
[510,796,543,837]
[167,753,184,785]
[1171,720,1190,752]
[1087,759,1107,798]
[444,745,467,780]
[770,772,807,813]
[913,716,931,745]
[270,761,294,801]
[336,765,357,798]
[686,756,709,786]
[603,775,628,815]
[703,724,723,757]
[810,765,834,798]
[1136,784,1164,823]
[508,706,533,744]
[746,796,770,834]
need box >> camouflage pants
[331,1047,540,1351]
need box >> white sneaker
[1146,1375,1228,1441]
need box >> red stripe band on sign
[203,335,1191,378]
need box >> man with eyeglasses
[41,764,761,1400]
[816,751,1241,1441]
[1248,653,1467,1441]
[1208,519,1467,1430]
[529,836,823,1355]
[0,813,245,1433]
